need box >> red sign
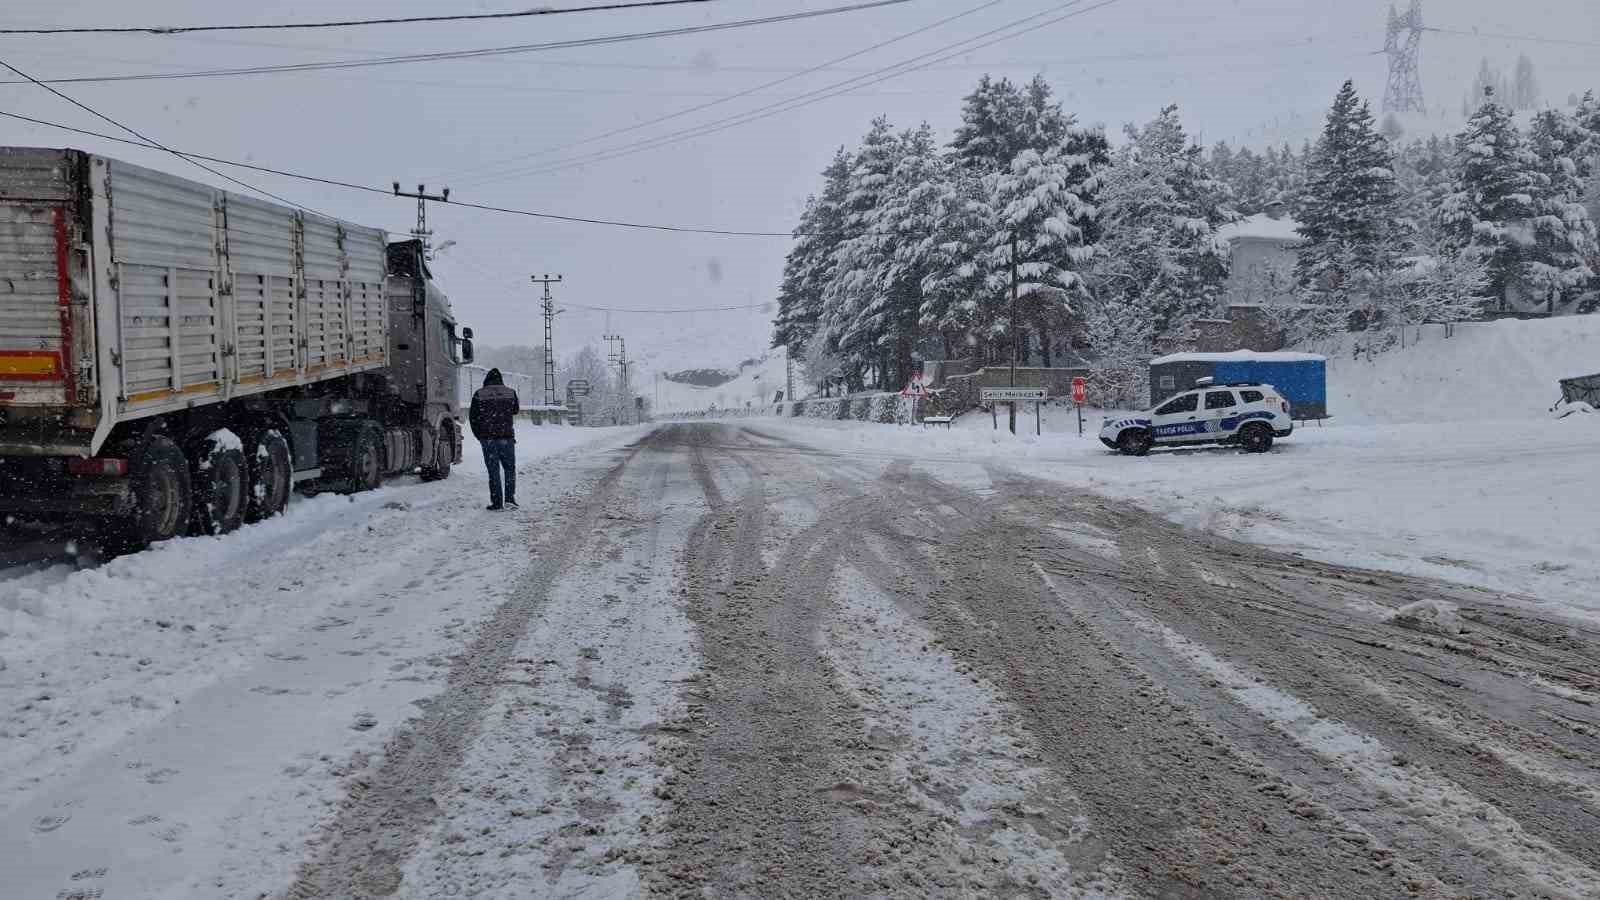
[1071,377,1087,404]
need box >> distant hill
[662,368,739,388]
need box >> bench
[921,416,954,429]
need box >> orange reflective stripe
[0,351,61,380]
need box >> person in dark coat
[468,368,520,510]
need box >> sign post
[1071,376,1087,436]
[981,387,1046,433]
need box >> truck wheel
[120,435,192,549]
[1239,423,1274,453]
[344,422,385,494]
[191,434,247,535]
[420,426,453,482]
[1117,428,1152,457]
[244,429,292,522]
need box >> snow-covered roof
[1150,349,1326,365]
[1216,213,1303,244]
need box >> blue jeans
[481,439,516,507]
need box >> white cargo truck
[0,147,475,548]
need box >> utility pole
[604,334,630,425]
[1008,230,1019,435]
[531,274,563,408]
[392,183,449,260]
[785,348,795,403]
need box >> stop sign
[1071,376,1086,403]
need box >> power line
[0,57,329,218]
[0,1,914,84]
[430,0,1011,183]
[0,1,730,35]
[458,0,1119,187]
[0,109,799,236]
[568,301,772,313]
[1433,26,1600,50]
[0,40,945,100]
[438,249,774,313]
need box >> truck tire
[420,425,453,482]
[1117,428,1153,457]
[343,421,385,494]
[244,428,292,522]
[191,434,247,535]
[1239,422,1274,453]
[120,435,192,549]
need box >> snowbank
[0,422,640,658]
[1319,316,1600,425]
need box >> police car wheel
[1239,423,1274,453]
[1117,428,1152,456]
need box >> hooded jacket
[469,368,521,441]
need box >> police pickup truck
[1099,381,1293,456]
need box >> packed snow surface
[740,413,1600,624]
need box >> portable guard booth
[1149,351,1327,420]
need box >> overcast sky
[4,0,1599,374]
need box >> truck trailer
[0,147,475,548]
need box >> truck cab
[383,239,472,472]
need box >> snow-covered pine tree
[1524,109,1598,311]
[1393,137,1453,250]
[1410,244,1489,330]
[1575,90,1600,174]
[826,117,904,388]
[832,124,942,388]
[772,148,850,358]
[1092,104,1235,348]
[984,139,1103,362]
[1439,89,1543,311]
[918,167,997,358]
[1084,288,1153,409]
[1233,147,1270,215]
[1570,91,1600,228]
[1295,80,1403,333]
[951,75,1027,173]
[1209,141,1236,188]
[951,74,1076,176]
[1019,75,1073,160]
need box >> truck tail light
[67,457,129,477]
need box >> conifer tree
[772,148,851,357]
[1295,81,1403,329]
[1525,109,1598,310]
[1440,89,1543,309]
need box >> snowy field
[0,422,649,896]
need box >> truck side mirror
[462,327,473,340]
[461,338,474,364]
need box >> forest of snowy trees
[772,73,1600,402]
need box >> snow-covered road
[3,422,1598,898]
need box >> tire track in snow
[644,425,872,896]
[281,435,651,899]
[1037,566,1600,899]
